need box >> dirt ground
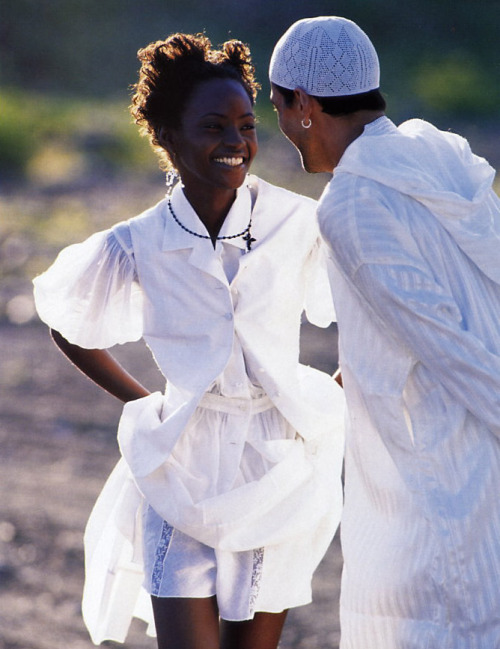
[0,319,342,649]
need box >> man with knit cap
[270,16,500,649]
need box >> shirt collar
[334,116,397,174]
[361,115,397,136]
[162,182,252,252]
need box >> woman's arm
[51,329,150,403]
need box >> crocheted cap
[269,16,380,97]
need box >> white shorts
[142,504,268,620]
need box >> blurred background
[2,0,500,324]
[1,1,499,647]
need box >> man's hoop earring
[301,118,312,129]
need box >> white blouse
[34,176,346,643]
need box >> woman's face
[167,77,258,195]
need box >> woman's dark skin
[50,329,150,402]
[152,597,288,649]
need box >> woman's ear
[158,126,175,155]
[158,127,178,170]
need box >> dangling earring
[301,118,312,129]
[165,169,179,195]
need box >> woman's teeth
[214,157,244,167]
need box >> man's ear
[294,87,314,121]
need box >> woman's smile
[167,77,258,198]
[212,155,246,167]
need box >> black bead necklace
[167,199,256,252]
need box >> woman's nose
[223,126,244,146]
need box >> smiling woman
[129,33,261,244]
[159,77,258,238]
[32,31,345,649]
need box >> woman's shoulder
[127,196,168,228]
[113,197,168,242]
[250,176,320,242]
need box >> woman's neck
[182,186,237,242]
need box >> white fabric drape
[319,117,500,649]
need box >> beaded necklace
[167,198,256,251]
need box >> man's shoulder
[318,172,419,272]
[319,171,392,217]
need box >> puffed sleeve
[303,237,336,327]
[33,224,143,349]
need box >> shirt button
[224,313,233,320]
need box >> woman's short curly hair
[130,33,260,170]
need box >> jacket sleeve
[303,237,337,328]
[321,177,500,435]
[33,224,143,349]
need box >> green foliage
[0,88,156,184]
[414,54,499,117]
[0,90,40,176]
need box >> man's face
[269,84,302,150]
[270,83,328,174]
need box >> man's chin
[302,158,322,174]
[294,147,326,174]
[299,153,312,173]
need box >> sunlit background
[1,1,499,647]
[2,0,500,325]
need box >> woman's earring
[301,118,312,129]
[165,169,179,194]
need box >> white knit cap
[269,16,380,97]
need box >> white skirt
[83,390,343,643]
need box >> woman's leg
[151,595,220,649]
[220,611,288,649]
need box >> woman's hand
[50,329,150,403]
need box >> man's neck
[325,110,385,170]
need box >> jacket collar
[162,182,252,253]
[161,182,253,284]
